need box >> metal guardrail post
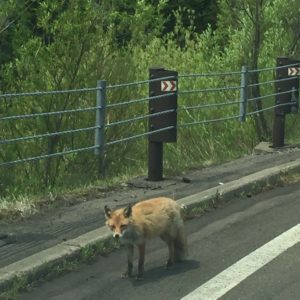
[239,66,248,122]
[273,57,287,148]
[148,67,178,181]
[290,87,299,114]
[148,141,163,181]
[273,57,300,148]
[94,80,106,176]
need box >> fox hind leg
[160,233,175,268]
[136,243,145,280]
[174,227,187,262]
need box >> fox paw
[121,272,133,279]
[165,259,174,269]
[135,274,144,281]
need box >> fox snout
[107,225,124,239]
[113,232,121,239]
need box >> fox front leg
[136,243,145,280]
[122,244,134,279]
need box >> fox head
[104,204,132,239]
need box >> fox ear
[104,205,112,219]
[123,204,132,218]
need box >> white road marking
[181,223,300,300]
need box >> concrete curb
[177,158,300,208]
[1,158,300,293]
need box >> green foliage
[0,0,299,201]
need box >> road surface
[20,183,300,300]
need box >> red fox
[104,197,187,280]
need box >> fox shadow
[130,259,200,286]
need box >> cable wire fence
[0,61,299,190]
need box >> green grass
[0,171,140,221]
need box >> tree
[0,0,168,191]
[214,0,299,140]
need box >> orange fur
[104,197,187,279]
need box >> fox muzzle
[113,233,120,239]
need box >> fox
[104,197,187,280]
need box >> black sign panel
[148,67,178,143]
[275,57,300,114]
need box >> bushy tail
[174,226,188,262]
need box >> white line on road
[181,223,300,300]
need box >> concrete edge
[177,158,300,208]
[0,227,113,293]
[1,158,300,293]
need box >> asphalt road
[20,183,300,300]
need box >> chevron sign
[288,67,300,76]
[161,80,177,92]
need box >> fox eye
[109,225,115,230]
[120,224,127,230]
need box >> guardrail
[0,57,299,185]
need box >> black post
[272,57,300,148]
[272,113,285,148]
[148,141,163,181]
[273,57,287,148]
[148,67,178,181]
